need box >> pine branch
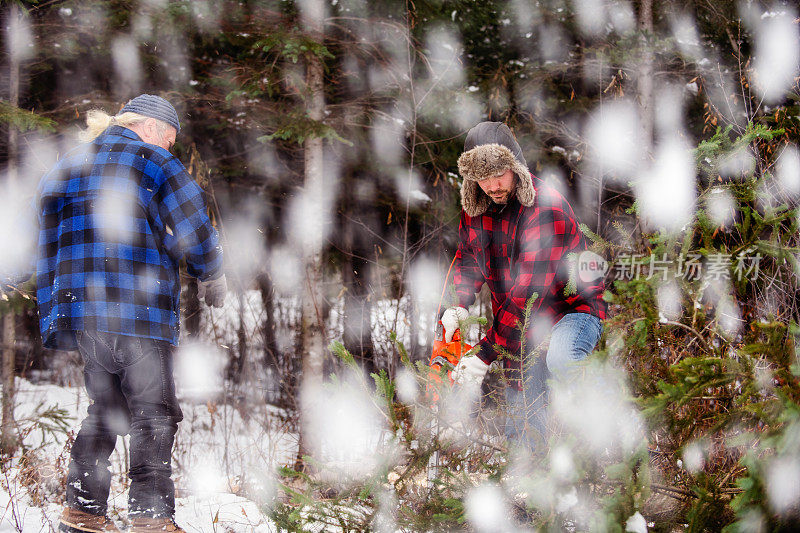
[0,101,56,133]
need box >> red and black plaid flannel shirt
[453,176,607,367]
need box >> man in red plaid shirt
[442,121,607,451]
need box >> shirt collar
[104,125,143,141]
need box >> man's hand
[198,274,227,308]
[441,306,470,342]
[452,351,490,388]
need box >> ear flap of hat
[460,179,492,217]
[511,157,535,207]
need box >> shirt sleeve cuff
[476,338,498,365]
[197,268,224,282]
[456,290,477,309]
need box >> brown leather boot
[58,507,121,533]
[128,517,186,532]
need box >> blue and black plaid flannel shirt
[36,125,223,349]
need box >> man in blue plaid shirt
[38,95,225,533]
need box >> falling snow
[2,0,800,530]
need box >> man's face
[477,168,516,204]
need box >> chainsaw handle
[435,320,462,342]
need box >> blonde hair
[80,109,169,142]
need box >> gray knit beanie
[120,94,181,133]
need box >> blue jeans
[505,312,603,452]
[67,330,183,518]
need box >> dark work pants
[66,330,183,518]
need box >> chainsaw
[426,256,474,403]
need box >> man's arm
[453,212,485,308]
[153,158,223,281]
[475,200,579,363]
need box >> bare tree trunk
[343,250,375,376]
[638,0,654,153]
[234,289,247,383]
[2,5,21,457]
[257,273,281,406]
[408,298,420,362]
[300,52,326,386]
[9,81,18,184]
[297,1,327,472]
[391,1,419,376]
[1,314,17,456]
[257,274,278,359]
[341,163,376,375]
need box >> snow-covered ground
[0,376,296,532]
[0,292,492,531]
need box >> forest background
[2,0,800,531]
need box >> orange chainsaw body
[427,327,472,401]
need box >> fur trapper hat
[457,122,535,216]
